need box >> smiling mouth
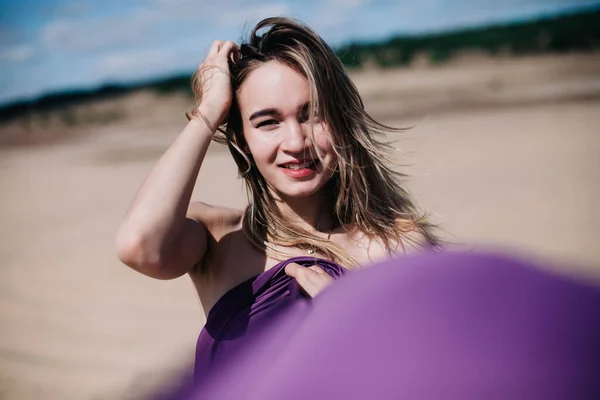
[280,160,317,170]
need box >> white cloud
[152,0,209,6]
[138,1,291,27]
[326,0,372,7]
[53,0,94,16]
[40,1,292,52]
[0,45,35,62]
[42,17,154,51]
[213,3,292,27]
[93,47,200,83]
[98,49,179,74]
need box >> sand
[1,52,599,399]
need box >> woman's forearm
[116,111,216,265]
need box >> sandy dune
[1,53,599,399]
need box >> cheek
[312,123,335,154]
[244,128,278,164]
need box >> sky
[0,0,599,105]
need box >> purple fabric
[193,256,348,387]
[163,251,600,400]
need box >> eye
[256,119,278,129]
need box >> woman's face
[236,60,337,200]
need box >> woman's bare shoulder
[401,229,432,252]
[399,214,443,252]
[383,219,434,256]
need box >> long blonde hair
[190,17,439,267]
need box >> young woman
[116,16,437,308]
[117,18,600,400]
[115,16,438,381]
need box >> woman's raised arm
[115,40,238,280]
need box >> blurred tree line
[337,7,600,68]
[1,7,599,122]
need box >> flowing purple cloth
[163,251,600,400]
[193,256,348,386]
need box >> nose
[280,120,310,154]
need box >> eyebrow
[249,108,281,121]
[248,103,311,121]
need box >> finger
[307,265,327,275]
[208,40,224,58]
[219,40,236,53]
[219,40,238,59]
[284,262,304,279]
[285,264,321,288]
[289,269,317,296]
[231,45,241,63]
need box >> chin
[273,180,327,200]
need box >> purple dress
[161,252,600,400]
[193,256,348,386]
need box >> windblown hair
[189,17,439,267]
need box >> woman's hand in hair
[285,263,335,298]
[193,40,240,131]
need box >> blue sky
[0,0,598,105]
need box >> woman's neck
[275,192,334,234]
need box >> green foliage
[141,74,193,96]
[335,7,600,69]
[428,48,452,64]
[60,111,77,126]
